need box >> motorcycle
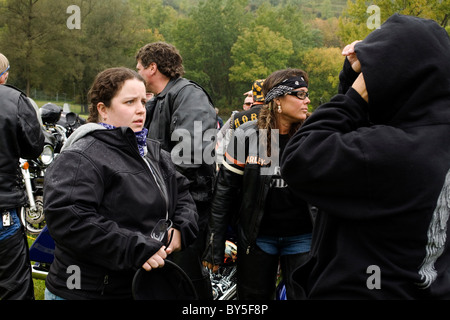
[209,238,286,300]
[20,103,84,234]
[29,225,54,280]
[19,135,55,235]
[210,240,238,300]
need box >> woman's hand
[142,247,167,271]
[202,261,220,274]
[165,228,181,255]
[141,228,182,271]
[342,40,362,73]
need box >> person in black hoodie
[281,14,450,299]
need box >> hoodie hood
[61,123,106,152]
[355,14,450,126]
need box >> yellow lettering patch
[246,156,270,166]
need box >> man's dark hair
[136,42,185,79]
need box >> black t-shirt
[259,134,312,237]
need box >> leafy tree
[310,17,342,48]
[251,2,320,65]
[71,0,149,111]
[0,0,71,95]
[302,47,344,110]
[338,0,450,45]
[171,0,248,107]
[129,0,179,44]
[229,26,294,83]
[0,0,154,107]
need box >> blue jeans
[256,233,312,256]
[45,288,66,300]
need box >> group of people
[1,13,450,300]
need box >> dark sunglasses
[286,90,309,100]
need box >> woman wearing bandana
[43,68,198,300]
[203,69,314,299]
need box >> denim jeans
[45,288,66,300]
[256,233,312,256]
[237,243,310,300]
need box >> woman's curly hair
[87,67,145,123]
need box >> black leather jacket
[145,78,217,208]
[44,126,198,300]
[0,85,44,210]
[205,121,315,266]
[204,121,277,265]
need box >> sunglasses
[151,219,174,249]
[286,90,309,100]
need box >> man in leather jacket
[0,72,45,299]
[136,42,217,299]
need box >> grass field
[33,278,46,300]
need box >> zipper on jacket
[101,275,109,296]
[143,157,170,222]
[246,175,271,255]
[123,127,170,222]
[208,232,217,266]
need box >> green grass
[33,278,46,300]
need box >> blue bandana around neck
[99,123,148,157]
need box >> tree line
[0,0,448,115]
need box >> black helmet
[40,103,62,125]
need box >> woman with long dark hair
[203,68,314,300]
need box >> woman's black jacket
[44,125,198,300]
[204,121,273,266]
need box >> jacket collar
[155,77,183,99]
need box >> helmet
[40,103,62,125]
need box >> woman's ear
[97,102,108,122]
[274,97,282,106]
